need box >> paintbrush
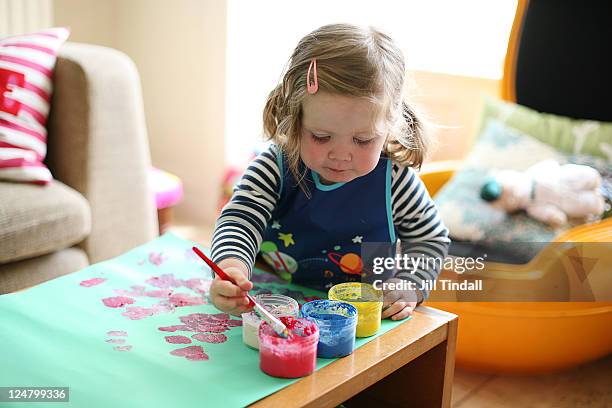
[192,246,290,338]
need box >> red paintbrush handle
[192,246,255,307]
[192,246,230,281]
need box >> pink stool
[149,167,183,234]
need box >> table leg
[345,318,458,408]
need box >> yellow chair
[424,0,612,374]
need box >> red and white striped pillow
[0,27,70,184]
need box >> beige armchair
[0,43,158,294]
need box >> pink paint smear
[102,296,135,308]
[80,277,107,287]
[177,313,240,333]
[104,274,210,322]
[146,274,185,289]
[121,303,174,320]
[148,252,166,266]
[183,278,211,294]
[114,285,146,297]
[96,265,232,360]
[168,293,205,307]
[106,330,128,336]
[157,312,242,360]
[158,325,190,332]
[165,335,192,344]
[192,333,227,344]
[144,289,174,298]
[170,345,208,361]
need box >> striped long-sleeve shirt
[211,145,450,300]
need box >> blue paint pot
[301,300,358,358]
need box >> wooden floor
[171,223,612,408]
[452,355,612,407]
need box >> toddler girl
[210,23,450,321]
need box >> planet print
[327,252,363,275]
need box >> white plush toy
[480,160,606,226]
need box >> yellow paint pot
[328,283,383,337]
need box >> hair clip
[306,58,318,94]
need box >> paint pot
[328,282,383,337]
[301,300,358,358]
[242,294,299,349]
[259,316,319,378]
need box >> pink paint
[80,277,107,287]
[194,325,228,333]
[165,335,192,344]
[114,285,146,296]
[259,317,319,378]
[113,345,132,352]
[106,330,128,336]
[146,274,185,289]
[152,302,176,314]
[144,289,173,298]
[102,296,135,308]
[184,278,210,294]
[168,293,205,307]
[121,306,156,320]
[179,313,218,326]
[148,251,166,266]
[179,314,230,333]
[192,333,227,344]
[106,338,126,344]
[120,300,178,320]
[183,322,227,333]
[158,325,190,332]
[158,313,243,335]
[170,345,209,361]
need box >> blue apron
[260,152,397,292]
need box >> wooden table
[252,306,458,408]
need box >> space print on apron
[260,153,397,292]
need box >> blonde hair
[263,23,431,185]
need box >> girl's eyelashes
[311,133,330,143]
[353,137,374,146]
[309,131,375,146]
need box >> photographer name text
[372,279,483,291]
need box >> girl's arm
[391,164,451,303]
[210,145,282,278]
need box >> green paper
[0,233,409,407]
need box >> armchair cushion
[0,180,91,263]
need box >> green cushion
[477,97,612,160]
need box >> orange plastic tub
[428,301,612,374]
[420,162,612,374]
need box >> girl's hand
[209,258,253,316]
[381,278,419,321]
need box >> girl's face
[300,92,387,184]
